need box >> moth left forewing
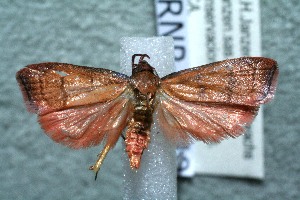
[156,57,278,144]
[160,57,278,106]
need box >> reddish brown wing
[156,57,278,144]
[16,62,130,115]
[16,62,133,148]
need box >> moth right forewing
[16,62,131,115]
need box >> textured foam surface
[120,37,177,200]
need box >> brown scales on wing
[125,54,159,169]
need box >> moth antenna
[138,54,150,63]
[132,54,150,67]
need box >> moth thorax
[131,70,160,95]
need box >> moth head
[131,54,158,76]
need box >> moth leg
[89,144,111,180]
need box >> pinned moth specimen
[16,54,278,179]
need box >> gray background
[0,1,299,199]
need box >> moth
[16,54,278,179]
